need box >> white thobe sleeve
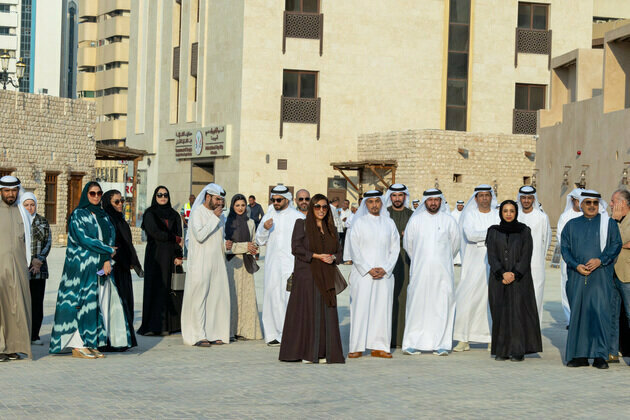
[449,217,461,257]
[402,219,415,256]
[349,223,370,277]
[557,214,566,245]
[462,213,487,243]
[383,222,400,277]
[255,213,273,246]
[544,214,552,252]
[191,209,222,243]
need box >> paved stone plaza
[2,246,630,419]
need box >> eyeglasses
[583,200,599,206]
[113,199,125,205]
[156,193,169,198]
[88,191,103,197]
[313,204,329,210]
[297,197,310,202]
[271,198,285,203]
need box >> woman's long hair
[305,193,337,238]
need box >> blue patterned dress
[50,207,131,353]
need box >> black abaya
[486,225,542,357]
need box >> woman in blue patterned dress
[49,182,131,359]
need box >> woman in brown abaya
[279,194,345,364]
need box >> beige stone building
[0,90,96,243]
[537,21,630,225]
[126,0,630,214]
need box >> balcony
[96,119,126,141]
[78,46,96,68]
[515,28,552,68]
[98,0,131,16]
[79,0,98,18]
[0,11,17,27]
[77,71,95,91]
[100,15,130,39]
[280,96,321,139]
[78,21,97,42]
[512,109,537,135]
[283,11,323,56]
[0,34,17,51]
[98,42,129,66]
[96,67,128,90]
[99,93,128,115]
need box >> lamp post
[0,51,25,90]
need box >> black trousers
[30,278,46,341]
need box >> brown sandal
[194,340,212,347]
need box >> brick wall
[357,129,537,206]
[0,91,96,245]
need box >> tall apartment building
[127,0,630,215]
[0,0,77,96]
[77,0,130,147]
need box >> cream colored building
[537,21,630,225]
[127,0,630,214]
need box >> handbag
[171,263,186,291]
[334,266,348,295]
[286,273,294,292]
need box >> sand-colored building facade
[127,0,630,213]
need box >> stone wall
[357,129,537,207]
[0,91,96,245]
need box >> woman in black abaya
[102,190,142,348]
[486,200,542,361]
[138,186,184,336]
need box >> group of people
[1,174,628,370]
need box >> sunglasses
[156,193,169,198]
[113,199,125,205]
[313,204,329,210]
[88,191,103,197]
[297,197,310,202]
[583,200,599,206]
[272,198,285,203]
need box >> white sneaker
[487,342,492,352]
[302,359,313,364]
[31,339,44,346]
[403,348,421,355]
[453,341,470,352]
[433,349,449,356]
[318,358,327,364]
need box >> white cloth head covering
[355,190,388,218]
[20,192,37,224]
[267,184,294,214]
[191,183,227,212]
[563,187,584,214]
[517,185,544,213]
[579,190,609,252]
[1,176,32,264]
[384,183,410,209]
[460,184,498,221]
[412,188,448,218]
[412,199,419,205]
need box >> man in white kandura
[256,185,305,346]
[181,183,231,347]
[347,190,399,359]
[556,188,583,326]
[453,184,499,352]
[451,200,465,265]
[402,189,460,356]
[517,186,552,326]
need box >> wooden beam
[367,165,390,188]
[333,167,359,192]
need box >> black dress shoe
[567,358,589,367]
[267,339,280,347]
[592,358,609,369]
[495,356,509,361]
[510,355,524,362]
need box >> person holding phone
[50,182,132,359]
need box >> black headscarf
[142,186,175,230]
[496,200,527,234]
[102,189,142,269]
[225,194,259,273]
[102,189,125,223]
[76,181,112,245]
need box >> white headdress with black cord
[562,188,584,214]
[191,182,227,212]
[355,190,388,218]
[517,185,544,213]
[384,183,410,209]
[1,176,32,264]
[460,184,498,221]
[411,188,448,219]
[579,190,609,252]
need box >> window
[453,173,463,183]
[515,84,546,110]
[0,4,11,12]
[80,91,95,98]
[277,159,288,170]
[518,2,548,30]
[45,173,58,224]
[0,26,11,35]
[283,70,317,98]
[285,0,319,13]
[523,176,532,185]
[445,0,471,131]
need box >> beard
[1,195,16,205]
[391,200,404,209]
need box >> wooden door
[66,174,83,231]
